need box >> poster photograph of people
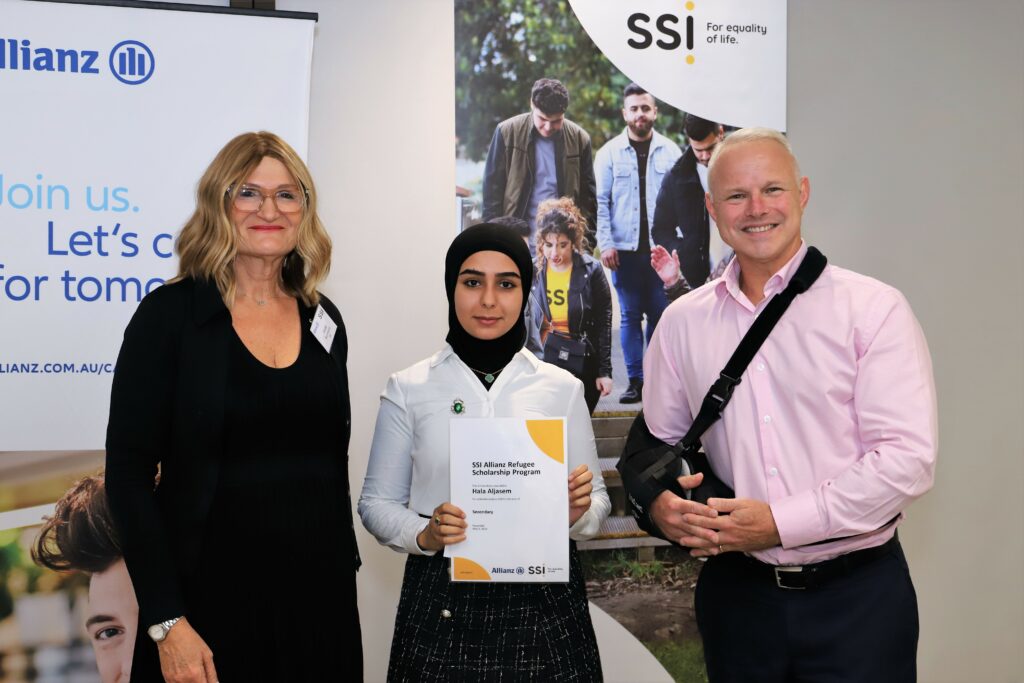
[454,1,786,678]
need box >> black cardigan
[104,277,359,628]
[538,251,613,378]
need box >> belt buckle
[774,565,807,590]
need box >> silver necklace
[466,364,504,384]
[241,291,275,307]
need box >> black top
[104,277,359,630]
[160,330,361,680]
[630,136,653,252]
[223,328,347,470]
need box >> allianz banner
[0,0,316,450]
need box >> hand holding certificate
[568,463,594,526]
[445,417,572,582]
[416,502,467,552]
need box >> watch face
[147,623,166,642]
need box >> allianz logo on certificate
[0,37,155,85]
[490,567,521,575]
[489,565,549,575]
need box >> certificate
[445,417,569,583]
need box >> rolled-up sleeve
[358,376,435,556]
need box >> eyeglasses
[228,184,306,214]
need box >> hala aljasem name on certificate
[445,417,568,583]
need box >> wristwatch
[147,616,182,643]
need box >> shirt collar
[529,124,561,144]
[432,344,540,372]
[617,128,664,150]
[718,240,808,302]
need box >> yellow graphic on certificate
[446,417,569,582]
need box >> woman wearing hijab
[359,223,610,681]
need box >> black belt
[717,535,899,590]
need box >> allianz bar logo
[0,37,155,85]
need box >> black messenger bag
[617,247,827,540]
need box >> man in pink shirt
[642,128,937,682]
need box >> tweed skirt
[387,544,603,682]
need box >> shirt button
[769,467,779,476]
[763,415,772,424]
[441,609,452,619]
[757,363,766,372]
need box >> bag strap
[672,247,827,457]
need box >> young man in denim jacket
[594,83,682,403]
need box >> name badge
[310,304,337,353]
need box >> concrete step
[593,413,634,517]
[598,457,626,516]
[596,435,626,459]
[577,514,670,551]
[590,415,636,438]
[598,457,620,483]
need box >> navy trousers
[695,541,919,683]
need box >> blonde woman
[105,132,361,682]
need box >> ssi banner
[455,2,785,679]
[0,0,315,451]
[568,0,787,130]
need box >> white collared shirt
[359,345,611,555]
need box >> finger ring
[433,516,441,526]
[718,544,724,553]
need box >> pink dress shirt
[643,242,937,565]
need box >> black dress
[179,329,361,681]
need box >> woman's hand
[568,464,593,526]
[156,617,218,683]
[417,502,467,552]
[595,377,613,397]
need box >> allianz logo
[491,566,525,575]
[0,37,155,85]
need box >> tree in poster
[455,0,686,161]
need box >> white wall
[275,2,453,681]
[281,1,1024,681]
[788,3,1024,681]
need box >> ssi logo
[527,565,546,575]
[626,1,697,64]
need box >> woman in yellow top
[535,197,613,414]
